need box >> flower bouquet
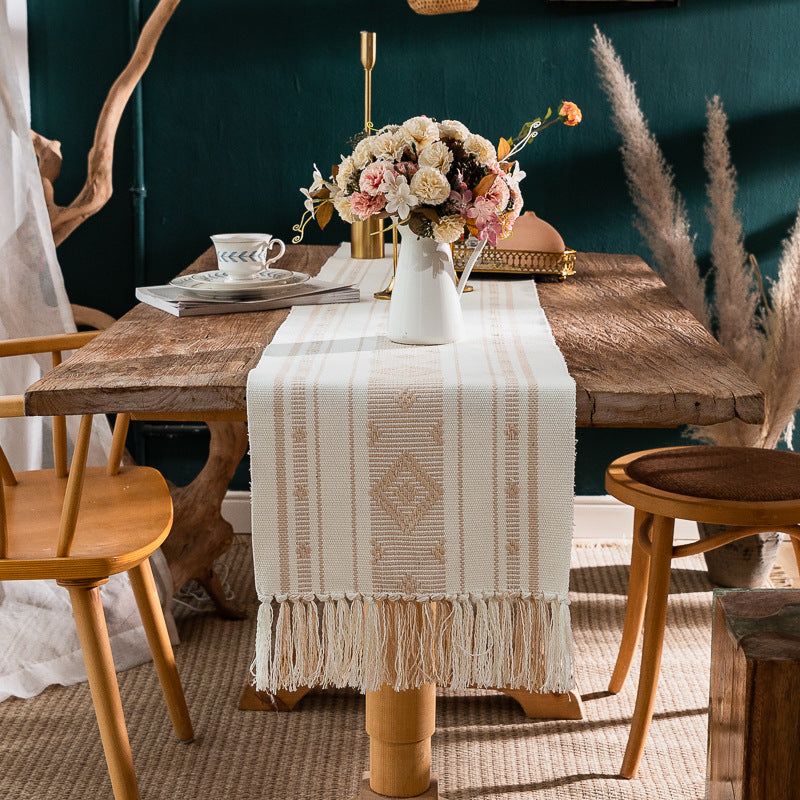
[295,101,581,248]
[295,102,581,344]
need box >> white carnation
[464,133,497,166]
[352,136,373,169]
[410,166,451,205]
[438,119,469,140]
[418,141,454,173]
[432,215,466,244]
[370,131,405,162]
[333,193,357,223]
[391,127,416,157]
[336,156,357,192]
[401,116,440,150]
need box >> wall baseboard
[221,492,698,541]
[221,490,253,535]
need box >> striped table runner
[247,244,576,694]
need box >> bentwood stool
[0,332,194,800]
[604,446,800,779]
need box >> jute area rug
[0,538,718,799]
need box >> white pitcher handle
[264,238,286,267]
[456,238,487,297]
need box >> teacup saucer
[171,269,310,296]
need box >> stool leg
[609,509,652,694]
[128,560,194,742]
[620,514,675,779]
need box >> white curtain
[0,0,159,702]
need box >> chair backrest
[0,332,131,559]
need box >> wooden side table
[708,589,800,800]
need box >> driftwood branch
[31,0,180,246]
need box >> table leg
[161,420,249,619]
[497,687,584,719]
[238,684,313,711]
[355,684,440,800]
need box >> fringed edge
[254,593,573,694]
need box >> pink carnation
[510,182,523,215]
[359,161,392,196]
[485,176,510,212]
[350,191,386,220]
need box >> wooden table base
[240,680,583,799]
[239,683,584,720]
[160,420,249,619]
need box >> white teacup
[210,233,286,282]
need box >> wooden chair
[605,445,800,779]
[0,331,193,800]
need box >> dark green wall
[26,0,800,493]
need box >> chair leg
[128,559,194,742]
[620,514,675,780]
[609,509,652,694]
[65,580,140,800]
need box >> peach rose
[559,101,582,127]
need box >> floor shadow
[570,564,713,595]
[444,774,625,799]
[435,694,706,741]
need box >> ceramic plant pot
[386,225,463,345]
[697,522,782,588]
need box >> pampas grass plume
[760,207,800,447]
[704,96,764,382]
[591,26,710,329]
[592,27,800,450]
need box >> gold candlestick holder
[351,31,384,260]
[374,226,398,299]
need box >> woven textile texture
[0,539,718,800]
[247,245,576,694]
[626,445,800,502]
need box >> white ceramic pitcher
[386,226,486,345]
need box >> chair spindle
[56,414,94,558]
[107,413,131,477]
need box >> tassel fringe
[254,593,573,694]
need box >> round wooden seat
[625,446,800,502]
[603,445,800,780]
[607,446,800,527]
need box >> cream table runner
[247,244,576,694]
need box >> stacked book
[136,271,359,317]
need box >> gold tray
[451,243,576,280]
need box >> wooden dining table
[25,244,763,799]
